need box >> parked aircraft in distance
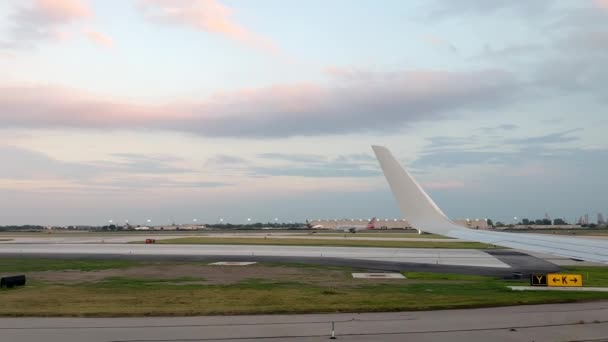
[306,217,377,233]
[337,217,377,233]
[306,221,326,229]
[372,145,608,264]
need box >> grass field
[1,258,607,317]
[146,237,494,249]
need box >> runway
[0,243,509,267]
[0,233,460,244]
[0,302,606,342]
[0,242,564,276]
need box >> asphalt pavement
[0,302,606,342]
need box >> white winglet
[372,145,461,235]
[372,145,608,264]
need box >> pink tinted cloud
[84,29,114,48]
[5,0,93,47]
[421,181,465,189]
[140,0,279,53]
[595,0,608,10]
[0,67,517,137]
[34,0,92,23]
[420,34,458,53]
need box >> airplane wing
[372,145,608,264]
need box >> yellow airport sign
[547,274,583,287]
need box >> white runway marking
[209,261,257,266]
[352,273,405,279]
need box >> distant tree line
[0,225,45,232]
[1,222,306,231]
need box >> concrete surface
[509,286,608,292]
[0,243,511,268]
[517,250,607,266]
[0,233,460,244]
[0,302,606,341]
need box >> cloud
[596,0,608,10]
[0,145,99,180]
[2,0,92,49]
[479,124,518,133]
[335,153,376,162]
[429,0,556,18]
[84,177,228,189]
[556,31,608,56]
[139,0,279,53]
[412,129,584,170]
[420,34,458,54]
[206,154,247,165]
[323,66,376,80]
[474,43,542,61]
[0,67,519,138]
[109,153,190,174]
[506,129,581,145]
[258,153,327,163]
[413,150,505,168]
[84,29,114,48]
[421,181,466,189]
[252,166,380,178]
[251,152,380,178]
[0,145,243,198]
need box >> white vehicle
[372,145,608,264]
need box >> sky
[0,0,607,226]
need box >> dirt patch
[24,263,416,286]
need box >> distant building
[500,224,583,230]
[454,219,490,230]
[577,216,585,225]
[598,213,606,226]
[307,218,411,230]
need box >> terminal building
[309,218,495,230]
[453,219,490,230]
[307,219,411,230]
